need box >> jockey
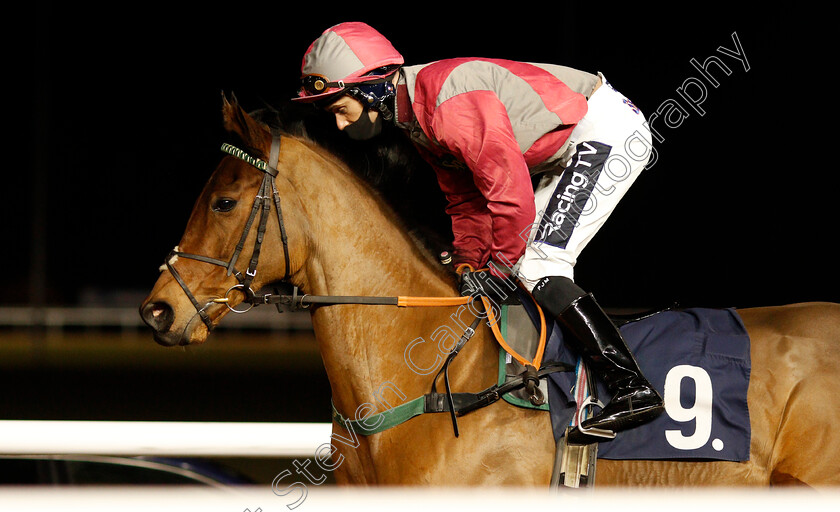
[293,21,663,442]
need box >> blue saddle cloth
[539,306,752,461]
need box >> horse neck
[281,137,494,415]
[283,137,447,297]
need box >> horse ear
[221,91,271,149]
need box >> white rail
[0,420,332,457]
[0,420,839,511]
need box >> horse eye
[212,198,237,212]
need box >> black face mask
[344,111,383,140]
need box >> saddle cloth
[500,294,752,461]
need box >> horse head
[140,94,310,346]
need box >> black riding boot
[532,277,664,442]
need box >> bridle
[157,135,565,434]
[161,135,473,335]
[162,136,291,332]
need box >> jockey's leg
[515,75,662,441]
[531,275,664,441]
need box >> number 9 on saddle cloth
[504,290,751,462]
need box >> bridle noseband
[162,136,291,332]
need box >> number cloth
[543,306,751,461]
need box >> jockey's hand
[457,266,519,306]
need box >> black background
[6,3,836,310]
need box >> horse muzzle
[140,301,181,346]
[140,300,212,347]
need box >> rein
[244,286,475,309]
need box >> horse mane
[245,100,454,266]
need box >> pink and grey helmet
[294,22,404,111]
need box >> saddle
[494,290,678,489]
[494,289,669,413]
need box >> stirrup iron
[575,396,616,440]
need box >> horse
[140,94,840,487]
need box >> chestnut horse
[140,96,840,487]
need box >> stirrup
[568,396,616,444]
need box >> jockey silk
[296,22,652,285]
[395,59,600,271]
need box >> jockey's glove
[458,267,519,306]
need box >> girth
[332,355,573,438]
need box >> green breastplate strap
[330,361,572,436]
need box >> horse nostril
[140,301,174,333]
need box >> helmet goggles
[297,72,396,103]
[300,74,345,96]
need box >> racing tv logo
[536,141,610,248]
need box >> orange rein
[481,294,547,370]
[396,296,473,307]
[396,276,547,370]
[246,264,548,370]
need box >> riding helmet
[294,22,404,111]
